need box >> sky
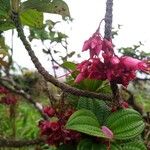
[4,0,150,74]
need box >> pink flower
[101,126,113,139]
[38,120,52,135]
[102,38,114,53]
[0,96,17,105]
[82,33,102,58]
[49,122,60,131]
[75,58,107,83]
[106,66,136,86]
[120,101,129,109]
[43,106,55,117]
[75,73,86,83]
[121,56,149,72]
[110,56,120,65]
[75,25,150,87]
[0,86,9,94]
[88,58,106,80]
[75,60,91,83]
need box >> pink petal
[82,40,91,51]
[110,56,120,65]
[91,39,97,49]
[101,126,114,139]
[90,49,95,58]
[121,56,147,71]
[102,39,113,51]
[138,61,149,72]
[95,44,102,55]
[75,73,85,83]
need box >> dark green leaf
[77,139,107,150]
[66,109,106,138]
[67,51,75,58]
[111,144,122,150]
[77,139,93,150]
[105,109,145,140]
[20,9,43,28]
[77,97,110,124]
[21,0,70,18]
[57,32,68,39]
[75,79,110,93]
[61,61,77,70]
[0,20,15,31]
[0,0,10,18]
[29,27,50,41]
[122,141,147,150]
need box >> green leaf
[0,0,44,30]
[29,27,51,41]
[83,79,103,92]
[122,141,147,150]
[0,0,14,31]
[111,144,122,150]
[77,139,107,150]
[0,0,10,18]
[77,139,93,150]
[105,109,145,140]
[20,9,43,28]
[21,0,70,18]
[0,20,15,31]
[61,61,77,70]
[66,109,106,138]
[67,51,75,58]
[57,32,68,39]
[66,94,79,107]
[77,97,110,124]
[74,79,110,93]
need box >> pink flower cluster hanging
[75,25,150,86]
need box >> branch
[104,0,121,106]
[0,77,48,120]
[104,0,113,40]
[0,138,43,147]
[11,12,113,101]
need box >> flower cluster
[0,86,9,94]
[0,86,17,105]
[75,30,150,86]
[38,106,81,146]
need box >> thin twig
[0,78,48,120]
[0,138,43,147]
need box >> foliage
[0,0,149,150]
[21,0,70,19]
[118,42,150,60]
[66,109,106,138]
[77,97,110,124]
[0,35,10,67]
[0,100,40,145]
